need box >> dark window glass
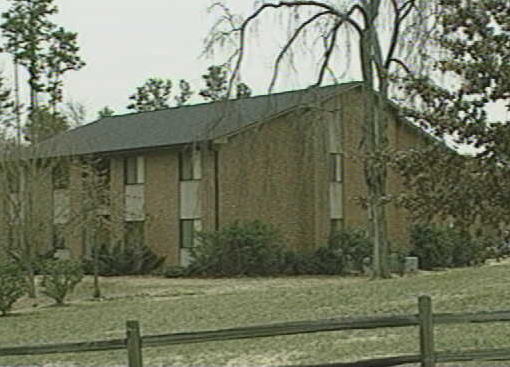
[330,219,344,235]
[180,219,202,249]
[52,164,70,190]
[124,157,138,184]
[329,153,343,182]
[125,221,144,248]
[53,224,66,249]
[179,151,193,181]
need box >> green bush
[484,234,510,261]
[282,249,319,275]
[280,228,371,276]
[0,263,26,316]
[189,220,285,276]
[410,224,488,270]
[84,243,166,276]
[40,259,84,305]
[328,227,372,273]
[161,264,190,278]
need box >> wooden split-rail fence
[2,296,510,367]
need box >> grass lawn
[2,261,510,366]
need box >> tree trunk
[93,248,101,299]
[361,0,390,279]
[91,226,101,299]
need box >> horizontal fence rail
[2,296,510,367]
[143,314,420,348]
[0,338,126,356]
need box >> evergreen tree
[175,79,193,107]
[199,65,251,102]
[23,107,69,143]
[127,78,172,112]
[97,106,115,119]
[0,0,85,112]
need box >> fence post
[126,320,143,367]
[418,295,435,367]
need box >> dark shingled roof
[35,82,362,157]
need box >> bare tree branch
[399,0,415,22]
[316,20,343,86]
[226,1,366,97]
[269,11,332,92]
[388,57,412,74]
[384,0,401,69]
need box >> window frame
[179,148,201,181]
[329,153,343,183]
[180,219,202,249]
[124,221,145,248]
[52,164,70,190]
[124,156,144,185]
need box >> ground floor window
[330,219,344,235]
[53,224,66,249]
[125,221,144,247]
[180,219,202,249]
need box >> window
[124,156,144,185]
[92,158,111,185]
[179,149,201,181]
[53,224,66,249]
[330,219,344,235]
[180,219,202,249]
[329,153,343,182]
[125,221,144,248]
[52,164,70,190]
[6,171,20,193]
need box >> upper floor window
[6,171,20,193]
[94,158,111,185]
[52,164,70,190]
[179,148,201,181]
[124,156,144,185]
[329,153,343,182]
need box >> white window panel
[180,181,201,219]
[136,156,145,184]
[192,149,202,180]
[328,119,342,153]
[125,184,145,221]
[124,156,144,184]
[330,182,343,219]
[180,248,193,267]
[53,189,70,224]
[330,153,343,182]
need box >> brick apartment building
[1,82,427,265]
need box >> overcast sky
[0,0,337,123]
[0,0,507,126]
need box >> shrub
[280,228,371,276]
[0,263,26,316]
[189,220,285,276]
[161,264,190,278]
[410,224,488,270]
[84,243,166,276]
[410,224,452,269]
[485,234,510,261]
[328,227,372,273]
[282,249,320,275]
[40,259,84,305]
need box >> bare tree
[205,0,436,278]
[68,156,119,299]
[0,144,63,297]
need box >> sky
[0,0,507,126]
[0,0,336,123]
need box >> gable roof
[34,82,362,157]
